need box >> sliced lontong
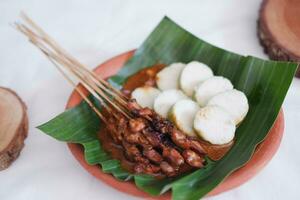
[15,13,207,177]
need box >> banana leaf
[37,17,298,200]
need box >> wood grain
[258,0,300,77]
[0,87,28,170]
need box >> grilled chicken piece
[182,150,204,168]
[160,161,176,177]
[143,148,163,164]
[162,147,184,167]
[129,118,146,132]
[104,99,207,177]
[122,141,147,163]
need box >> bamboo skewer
[15,25,109,110]
[18,29,110,122]
[14,20,129,117]
[48,58,107,123]
[14,13,132,120]
[19,12,128,102]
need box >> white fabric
[0,0,299,199]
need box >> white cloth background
[0,0,299,199]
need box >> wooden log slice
[0,87,28,170]
[258,0,300,77]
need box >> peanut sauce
[98,64,234,175]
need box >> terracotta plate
[66,50,284,199]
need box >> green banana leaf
[37,17,298,200]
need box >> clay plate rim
[66,50,284,199]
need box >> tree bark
[258,0,300,77]
[0,87,28,170]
